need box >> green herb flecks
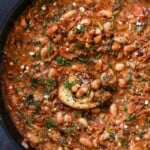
[124,114,136,122]
[24,94,34,105]
[113,10,120,20]
[45,118,56,129]
[43,14,61,28]
[75,24,86,34]
[56,56,71,66]
[127,71,132,84]
[134,21,144,33]
[47,78,57,91]
[18,112,32,127]
[119,138,128,147]
[33,40,41,46]
[31,78,45,89]
[98,22,103,30]
[65,80,75,89]
[33,50,41,59]
[26,19,33,29]
[108,37,114,52]
[63,124,77,136]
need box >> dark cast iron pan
[0,0,34,149]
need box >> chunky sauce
[3,0,150,149]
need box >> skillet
[0,0,33,149]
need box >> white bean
[64,114,72,123]
[76,85,89,98]
[91,108,101,114]
[78,118,88,127]
[98,10,112,18]
[56,112,63,124]
[61,10,77,20]
[26,132,39,144]
[115,63,125,71]
[46,24,58,35]
[71,84,79,92]
[118,78,127,88]
[80,18,91,26]
[41,47,48,59]
[79,137,93,148]
[114,36,128,44]
[112,42,121,51]
[48,68,58,77]
[124,44,136,53]
[110,103,118,116]
[91,79,101,90]
[94,35,102,44]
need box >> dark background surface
[0,0,20,149]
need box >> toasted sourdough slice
[58,84,100,109]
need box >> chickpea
[79,137,93,148]
[48,68,58,78]
[110,103,118,116]
[71,84,79,92]
[76,85,89,98]
[115,63,125,71]
[91,79,101,90]
[78,118,88,127]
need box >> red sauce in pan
[3,0,150,149]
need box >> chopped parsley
[75,24,86,34]
[124,114,136,122]
[47,78,57,91]
[18,112,32,127]
[26,20,33,29]
[127,71,132,84]
[33,40,41,46]
[24,94,34,105]
[56,56,71,66]
[65,80,75,89]
[45,118,56,129]
[119,138,128,147]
